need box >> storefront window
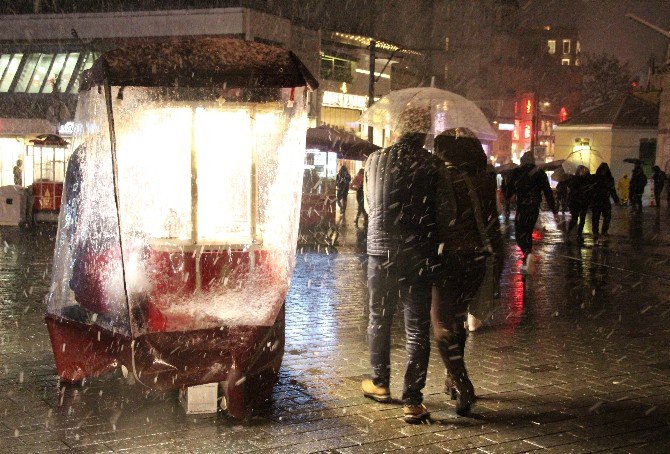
[70,52,98,93]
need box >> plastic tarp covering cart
[44,38,314,416]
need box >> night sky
[520,0,670,73]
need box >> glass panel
[42,53,67,93]
[27,54,54,93]
[115,104,193,241]
[70,52,96,93]
[58,52,80,93]
[14,54,40,92]
[0,138,24,186]
[0,54,23,92]
[196,108,253,243]
[0,54,11,81]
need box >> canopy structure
[80,37,319,91]
[359,87,497,142]
[306,125,379,160]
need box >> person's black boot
[442,333,476,416]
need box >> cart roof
[80,37,318,91]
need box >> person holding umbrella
[361,107,456,423]
[567,165,592,241]
[505,151,558,273]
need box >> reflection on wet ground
[2,206,670,452]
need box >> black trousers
[515,205,539,256]
[592,203,611,236]
[568,205,588,235]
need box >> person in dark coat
[652,165,666,209]
[431,130,502,416]
[505,151,558,272]
[629,163,647,213]
[567,165,592,240]
[591,163,619,240]
[361,107,455,423]
[335,165,351,217]
[350,168,366,227]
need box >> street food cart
[26,134,71,222]
[45,37,317,417]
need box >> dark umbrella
[538,159,564,171]
[551,167,571,182]
[494,162,518,174]
[306,125,380,161]
[624,158,643,164]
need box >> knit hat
[396,106,432,136]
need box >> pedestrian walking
[431,130,503,416]
[617,174,629,206]
[361,107,455,423]
[591,163,619,241]
[652,165,666,209]
[350,168,367,228]
[567,165,592,241]
[500,174,511,221]
[336,165,351,218]
[13,159,22,186]
[555,179,569,214]
[505,151,558,272]
[629,162,647,213]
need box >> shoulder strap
[461,172,493,254]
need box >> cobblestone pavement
[3,205,670,453]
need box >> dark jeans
[592,203,611,236]
[515,204,539,256]
[432,253,485,368]
[568,206,587,235]
[355,189,367,225]
[337,190,348,215]
[367,254,432,406]
[631,193,643,213]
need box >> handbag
[461,173,499,322]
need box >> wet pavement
[3,204,670,453]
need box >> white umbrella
[359,87,497,142]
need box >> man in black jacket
[361,107,454,423]
[505,152,558,272]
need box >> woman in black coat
[567,165,592,241]
[591,163,619,240]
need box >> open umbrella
[358,87,497,142]
[538,159,564,171]
[306,125,379,161]
[494,162,518,174]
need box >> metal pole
[367,39,376,144]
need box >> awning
[80,37,318,91]
[306,125,380,161]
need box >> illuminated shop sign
[322,91,369,110]
[498,123,515,131]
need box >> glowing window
[69,52,98,93]
[562,39,571,54]
[14,54,41,92]
[0,54,23,92]
[562,58,571,66]
[42,53,67,93]
[57,52,80,93]
[547,40,556,54]
[524,125,531,139]
[27,54,54,93]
